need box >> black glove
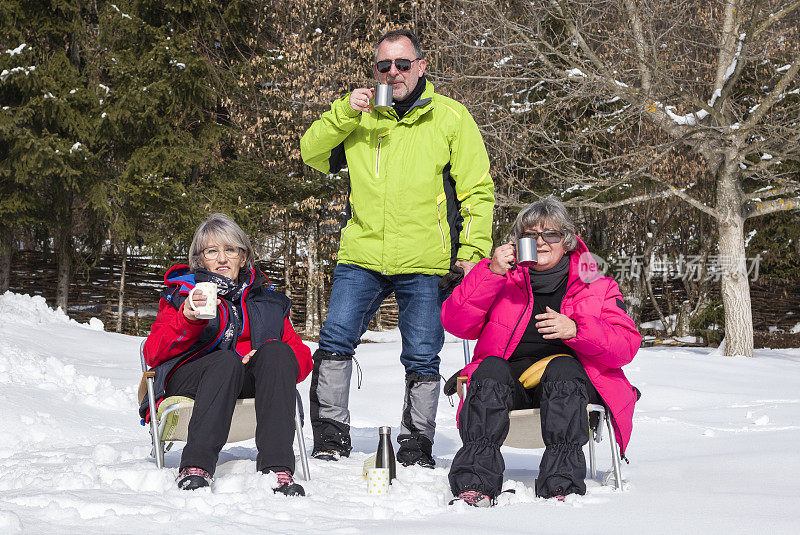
[438,264,465,293]
[443,369,463,397]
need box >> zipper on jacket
[436,193,447,253]
[375,130,390,178]
[501,269,532,358]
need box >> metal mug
[515,237,538,267]
[374,84,393,110]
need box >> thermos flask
[375,426,397,483]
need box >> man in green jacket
[300,29,494,467]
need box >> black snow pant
[448,355,602,499]
[164,341,299,476]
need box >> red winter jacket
[139,265,312,421]
[441,238,640,453]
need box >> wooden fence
[7,250,798,339]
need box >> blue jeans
[319,263,445,375]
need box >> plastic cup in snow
[367,467,390,495]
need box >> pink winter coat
[442,238,641,453]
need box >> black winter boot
[176,466,212,491]
[265,469,305,496]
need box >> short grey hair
[375,29,424,61]
[510,197,578,252]
[188,213,255,272]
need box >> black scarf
[393,75,427,119]
[195,269,248,348]
[528,254,570,294]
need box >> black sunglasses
[375,58,420,73]
[522,230,564,244]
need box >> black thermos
[375,426,397,483]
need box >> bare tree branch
[745,196,800,218]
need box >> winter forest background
[1,0,798,357]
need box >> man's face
[374,37,426,102]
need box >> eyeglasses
[522,230,564,243]
[375,58,420,73]
[201,246,242,260]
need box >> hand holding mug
[183,290,207,321]
[184,282,219,321]
[489,242,516,276]
[349,87,374,113]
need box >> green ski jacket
[300,81,495,276]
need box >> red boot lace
[179,466,211,480]
[274,471,294,486]
[459,490,488,505]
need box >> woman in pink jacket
[444,198,640,507]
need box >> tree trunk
[116,243,128,333]
[716,166,754,357]
[304,222,320,336]
[0,228,11,293]
[619,275,645,327]
[283,214,292,298]
[55,225,72,311]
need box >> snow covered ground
[1,290,799,534]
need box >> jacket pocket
[435,193,448,253]
[341,199,356,236]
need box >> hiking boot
[397,434,435,468]
[397,448,436,468]
[176,466,212,491]
[312,449,341,462]
[449,490,493,507]
[265,470,305,496]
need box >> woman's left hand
[535,306,577,339]
[241,349,257,365]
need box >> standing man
[300,29,494,467]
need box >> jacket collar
[164,265,260,294]
[506,237,602,296]
[375,79,434,124]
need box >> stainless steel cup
[516,237,538,267]
[374,84,393,110]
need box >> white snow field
[1,290,799,534]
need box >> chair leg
[295,397,311,481]
[605,412,624,491]
[145,376,164,469]
[588,426,597,479]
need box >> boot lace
[274,470,294,486]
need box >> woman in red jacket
[141,213,312,494]
[443,198,640,507]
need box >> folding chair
[457,340,623,490]
[139,340,311,481]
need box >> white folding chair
[139,340,311,481]
[457,339,623,490]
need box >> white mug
[187,282,218,320]
[367,467,390,495]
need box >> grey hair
[188,213,255,272]
[375,29,424,61]
[510,197,578,252]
